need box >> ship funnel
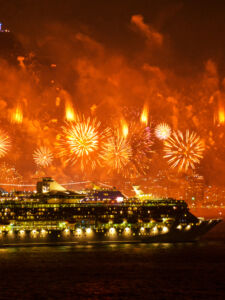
[37,177,67,193]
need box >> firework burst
[155,123,171,140]
[101,132,132,172]
[0,163,23,184]
[101,122,154,176]
[33,147,53,167]
[164,130,204,172]
[128,123,154,175]
[58,117,109,170]
[0,130,11,158]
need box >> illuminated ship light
[162,226,169,233]
[86,228,92,235]
[140,227,145,233]
[124,227,131,235]
[109,227,116,235]
[76,228,82,235]
[19,230,25,237]
[64,228,70,236]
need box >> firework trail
[164,130,204,172]
[33,146,53,167]
[140,103,149,126]
[155,123,171,140]
[10,105,23,124]
[65,101,76,121]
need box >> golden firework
[164,130,204,172]
[0,130,11,157]
[101,132,132,172]
[155,123,171,140]
[33,147,53,167]
[58,117,109,170]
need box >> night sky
[0,0,225,187]
[1,0,225,73]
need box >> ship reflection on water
[0,227,224,299]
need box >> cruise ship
[0,178,221,246]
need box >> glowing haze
[0,1,225,187]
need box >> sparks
[164,130,204,172]
[33,147,53,167]
[0,162,23,184]
[155,123,171,140]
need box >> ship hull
[0,219,221,247]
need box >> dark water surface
[0,223,224,300]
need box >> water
[0,222,224,299]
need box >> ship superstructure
[0,178,221,246]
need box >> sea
[0,209,224,300]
